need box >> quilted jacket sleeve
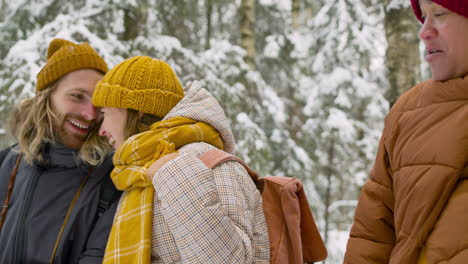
[344,133,396,264]
[152,153,270,263]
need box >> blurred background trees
[0,0,422,262]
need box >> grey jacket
[0,143,120,264]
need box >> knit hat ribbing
[92,56,184,118]
[411,0,468,22]
[36,38,108,91]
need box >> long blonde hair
[8,82,112,165]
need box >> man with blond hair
[0,38,120,264]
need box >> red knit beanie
[411,0,468,22]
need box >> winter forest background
[0,0,427,262]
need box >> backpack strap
[198,149,257,177]
[198,149,263,191]
[50,167,94,264]
[0,153,22,231]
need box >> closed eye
[70,93,84,100]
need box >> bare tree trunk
[303,0,314,23]
[282,40,304,141]
[206,0,213,50]
[324,135,335,248]
[122,0,149,40]
[217,3,224,34]
[0,0,6,22]
[240,0,256,70]
[291,0,301,29]
[384,1,421,107]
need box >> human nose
[82,102,99,121]
[418,18,436,41]
[99,126,106,137]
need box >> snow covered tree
[384,0,421,106]
[0,1,399,263]
[302,0,388,261]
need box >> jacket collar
[407,75,468,109]
[36,142,84,169]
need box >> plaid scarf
[103,116,224,264]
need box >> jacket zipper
[12,169,41,263]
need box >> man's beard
[52,112,96,150]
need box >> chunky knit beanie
[411,0,468,22]
[92,56,184,118]
[36,38,108,91]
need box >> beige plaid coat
[149,81,270,263]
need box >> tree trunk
[291,0,301,29]
[240,0,256,70]
[324,134,336,248]
[122,0,149,40]
[384,1,421,107]
[303,0,315,23]
[0,0,6,22]
[206,0,213,50]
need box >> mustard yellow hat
[92,56,184,118]
[36,38,108,91]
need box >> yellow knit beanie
[92,56,184,118]
[36,38,108,91]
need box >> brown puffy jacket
[344,76,468,263]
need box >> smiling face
[99,107,127,150]
[50,69,103,150]
[418,0,468,81]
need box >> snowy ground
[317,229,350,264]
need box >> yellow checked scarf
[103,116,224,264]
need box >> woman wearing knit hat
[344,1,468,263]
[92,56,270,264]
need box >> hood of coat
[163,81,236,154]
